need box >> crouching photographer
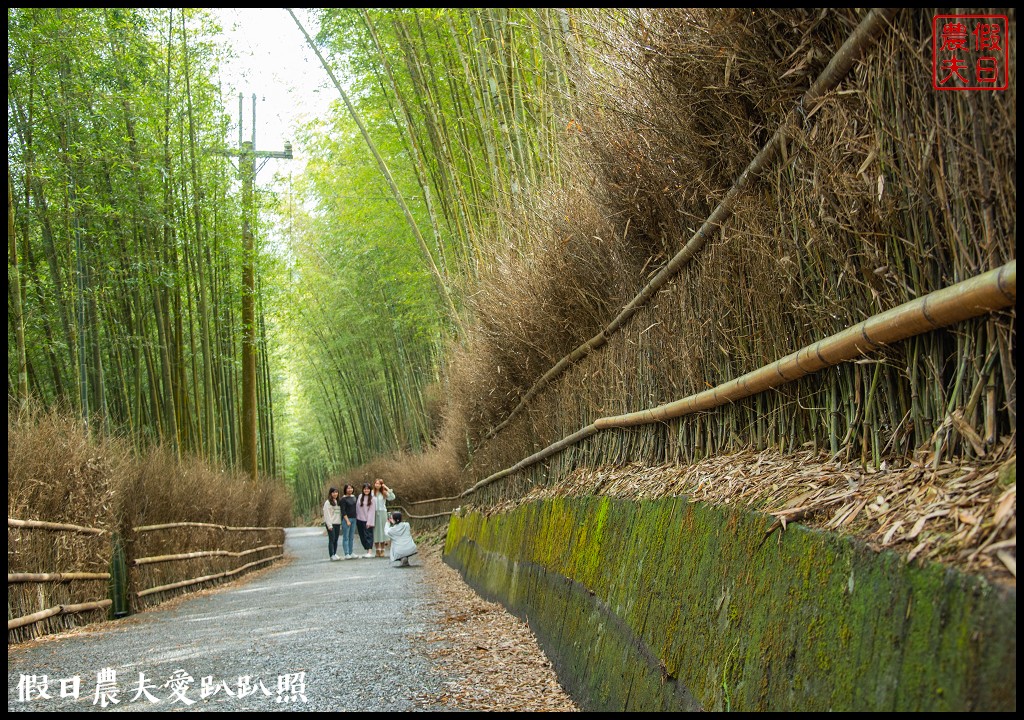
[384,511,418,567]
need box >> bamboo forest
[7,8,1017,712]
[9,7,577,510]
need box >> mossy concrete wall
[444,497,1016,711]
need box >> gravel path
[8,527,451,712]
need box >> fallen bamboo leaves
[482,444,1015,585]
[412,536,580,712]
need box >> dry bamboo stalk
[8,572,111,583]
[482,7,901,442]
[133,522,280,533]
[136,555,283,598]
[7,599,112,631]
[463,425,600,497]
[410,495,460,505]
[8,518,105,535]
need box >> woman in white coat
[385,511,417,567]
[372,478,396,558]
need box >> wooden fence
[130,522,284,611]
[7,519,112,642]
[8,518,284,641]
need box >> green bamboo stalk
[288,8,467,340]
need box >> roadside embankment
[444,494,1016,712]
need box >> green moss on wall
[444,497,1016,712]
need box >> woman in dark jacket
[340,484,358,559]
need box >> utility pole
[215,93,292,480]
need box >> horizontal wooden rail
[412,511,454,519]
[9,572,110,583]
[8,518,106,535]
[132,544,284,566]
[134,550,233,565]
[392,505,454,520]
[8,599,112,631]
[234,544,283,556]
[409,495,461,505]
[135,572,225,598]
[134,522,281,533]
[135,554,283,598]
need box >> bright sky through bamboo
[213,8,333,173]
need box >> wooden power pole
[215,93,292,480]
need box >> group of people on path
[322,479,417,566]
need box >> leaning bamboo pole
[483,7,901,442]
[442,259,1015,500]
[409,496,459,505]
[597,261,1016,429]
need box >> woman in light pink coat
[355,483,375,558]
